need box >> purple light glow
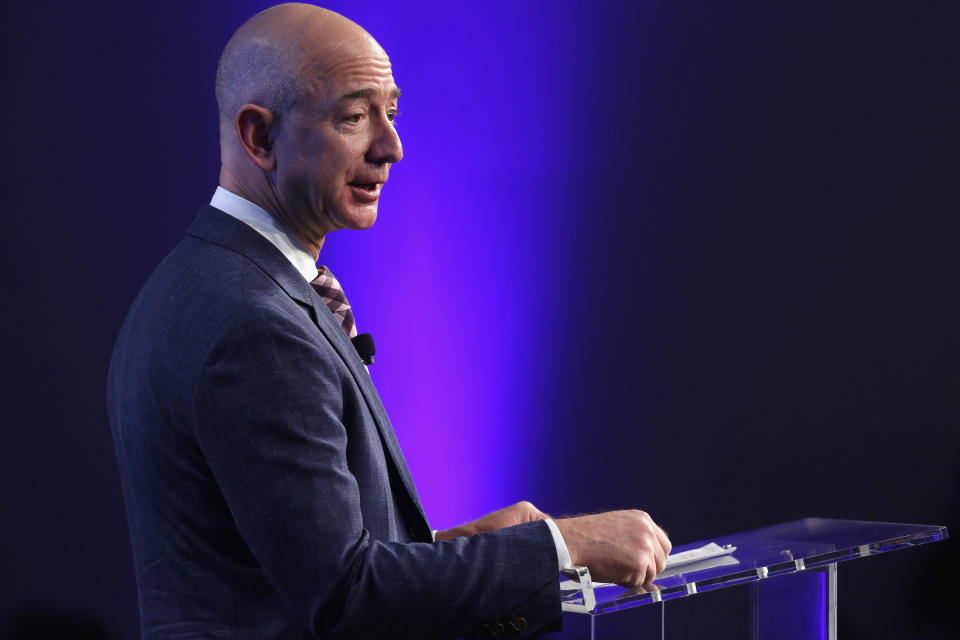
[227,1,582,527]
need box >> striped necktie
[310,265,357,338]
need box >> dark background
[2,1,957,638]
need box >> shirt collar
[209,187,320,282]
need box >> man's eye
[387,109,399,124]
[345,113,364,123]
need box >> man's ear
[234,104,277,171]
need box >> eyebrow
[339,87,402,102]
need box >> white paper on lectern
[565,542,738,589]
[664,541,736,569]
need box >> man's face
[273,35,402,237]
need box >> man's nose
[367,114,403,165]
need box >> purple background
[2,0,957,637]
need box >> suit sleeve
[191,306,560,639]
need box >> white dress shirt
[210,186,319,281]
[209,187,572,570]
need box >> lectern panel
[558,518,947,639]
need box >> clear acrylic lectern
[559,518,947,639]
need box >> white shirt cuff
[544,518,571,570]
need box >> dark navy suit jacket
[107,206,560,639]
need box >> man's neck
[218,164,324,259]
[210,186,321,283]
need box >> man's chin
[339,205,379,231]
[322,197,380,233]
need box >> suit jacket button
[490,622,505,637]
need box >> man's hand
[434,501,548,541]
[555,510,671,587]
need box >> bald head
[213,3,402,256]
[215,3,377,148]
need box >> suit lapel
[189,206,428,527]
[306,293,427,526]
[188,205,316,306]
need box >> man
[107,4,670,638]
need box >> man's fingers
[653,544,666,576]
[656,525,672,556]
[510,501,547,523]
[644,558,657,585]
[654,525,672,569]
[636,513,668,577]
